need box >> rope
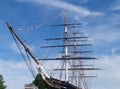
[17,10,64,31]
[25,50,36,78]
[10,30,36,78]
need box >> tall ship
[6,11,100,89]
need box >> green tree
[33,74,47,89]
[0,75,7,89]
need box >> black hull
[44,77,79,89]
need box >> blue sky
[0,0,120,89]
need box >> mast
[73,26,79,87]
[39,11,99,89]
[6,22,50,78]
[42,22,99,88]
[64,10,69,81]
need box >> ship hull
[44,77,78,89]
[33,74,78,89]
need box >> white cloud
[17,0,103,17]
[84,23,120,46]
[0,59,34,89]
[95,54,120,89]
[91,30,120,45]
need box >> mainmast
[64,10,69,81]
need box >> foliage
[33,74,47,89]
[0,75,7,89]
